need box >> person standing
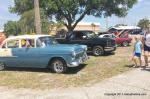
[132,36,142,67]
[142,25,150,67]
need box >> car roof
[6,35,51,41]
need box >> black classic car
[56,30,116,56]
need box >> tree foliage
[4,21,21,36]
[137,18,150,29]
[18,8,51,34]
[4,10,52,36]
[10,0,138,32]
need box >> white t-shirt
[145,33,150,47]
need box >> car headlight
[81,45,87,51]
[72,51,76,57]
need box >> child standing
[132,36,143,67]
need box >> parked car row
[0,30,131,73]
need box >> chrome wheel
[0,62,5,71]
[93,46,104,56]
[51,59,67,73]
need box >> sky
[0,0,150,30]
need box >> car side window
[21,39,35,48]
[7,40,19,48]
[36,39,43,48]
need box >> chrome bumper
[68,53,89,67]
[104,46,116,52]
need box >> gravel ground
[0,67,150,99]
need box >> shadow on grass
[124,64,134,68]
[117,45,132,47]
[125,65,150,71]
[103,52,115,56]
[65,64,87,74]
[4,67,50,73]
[4,64,87,74]
[88,52,115,57]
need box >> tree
[4,21,21,36]
[4,9,51,36]
[10,0,138,32]
[19,10,35,34]
[54,21,64,31]
[19,9,51,34]
[34,0,41,34]
[137,18,150,29]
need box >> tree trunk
[64,23,74,33]
[65,10,88,33]
[67,26,74,33]
[34,0,41,34]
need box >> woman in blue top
[132,36,142,67]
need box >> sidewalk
[0,68,150,99]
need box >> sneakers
[133,65,139,68]
[145,63,149,66]
[142,63,148,68]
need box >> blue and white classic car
[0,35,88,73]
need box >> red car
[115,32,132,46]
[98,32,132,47]
[115,35,132,47]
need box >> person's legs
[138,57,142,66]
[144,51,148,66]
[132,56,138,67]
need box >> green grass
[0,46,134,89]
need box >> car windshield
[86,31,97,38]
[39,36,58,46]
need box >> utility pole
[34,0,41,34]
